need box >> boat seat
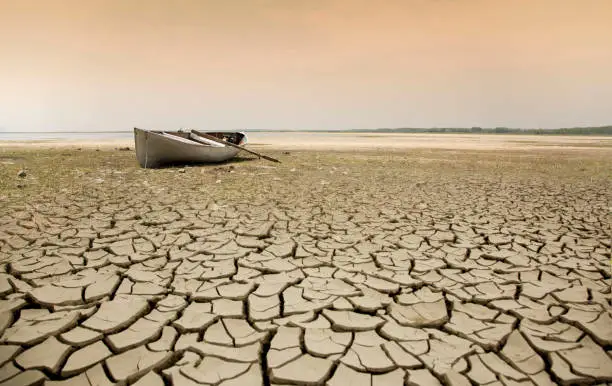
[188,132,225,147]
[160,132,206,146]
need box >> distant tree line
[344,126,612,135]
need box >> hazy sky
[1,0,611,131]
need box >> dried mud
[0,147,610,385]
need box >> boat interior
[162,131,246,146]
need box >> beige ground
[0,138,610,385]
[1,132,611,151]
[251,132,612,151]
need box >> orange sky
[1,0,611,131]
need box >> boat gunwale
[135,128,245,147]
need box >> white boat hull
[134,128,247,168]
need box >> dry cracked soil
[0,147,610,386]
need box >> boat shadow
[151,155,258,169]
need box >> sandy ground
[1,132,611,151]
[250,132,612,151]
[0,144,610,385]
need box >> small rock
[178,169,186,173]
[17,170,26,178]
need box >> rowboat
[134,128,248,168]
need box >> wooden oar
[191,130,281,163]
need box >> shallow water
[0,131,133,141]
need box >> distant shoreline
[1,125,610,136]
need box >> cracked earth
[0,148,610,385]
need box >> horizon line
[2,125,612,134]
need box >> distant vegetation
[342,126,612,135]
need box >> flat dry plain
[0,135,610,386]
